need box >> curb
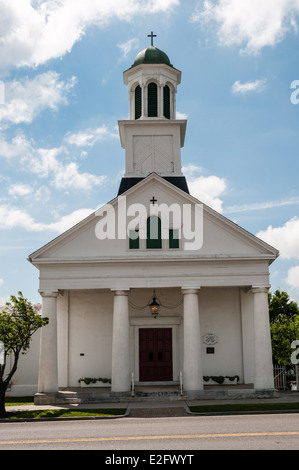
[186,409,299,417]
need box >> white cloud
[183,164,227,212]
[8,183,33,197]
[117,38,139,61]
[34,186,51,203]
[0,296,10,307]
[286,266,299,290]
[0,204,94,233]
[0,0,179,71]
[0,72,76,124]
[53,161,106,191]
[0,278,4,286]
[0,132,107,191]
[0,133,31,159]
[25,146,107,190]
[176,111,188,119]
[0,204,41,231]
[224,196,299,214]
[192,0,299,55]
[65,126,118,147]
[46,208,95,233]
[232,79,266,95]
[257,216,299,259]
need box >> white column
[129,90,134,120]
[142,85,147,118]
[252,287,274,389]
[173,87,177,119]
[158,84,163,118]
[182,288,203,392]
[111,289,130,394]
[38,291,59,394]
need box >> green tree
[269,289,299,322]
[269,290,299,365]
[0,292,48,417]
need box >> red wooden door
[139,328,173,381]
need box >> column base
[34,392,58,406]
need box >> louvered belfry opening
[148,82,158,117]
[163,85,170,119]
[135,85,142,120]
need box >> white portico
[29,38,279,404]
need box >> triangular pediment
[29,173,279,266]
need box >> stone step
[134,390,182,398]
[55,388,184,404]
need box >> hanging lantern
[149,290,160,318]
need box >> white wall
[199,287,244,381]
[66,290,113,387]
[6,286,255,395]
[63,286,251,388]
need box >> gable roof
[28,173,279,265]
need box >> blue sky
[0,0,299,304]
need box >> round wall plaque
[203,333,218,345]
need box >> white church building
[26,38,279,404]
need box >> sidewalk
[5,390,299,417]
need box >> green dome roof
[132,46,172,67]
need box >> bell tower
[118,33,189,195]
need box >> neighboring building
[26,39,279,403]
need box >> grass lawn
[3,408,127,419]
[5,397,34,406]
[3,397,126,419]
[189,402,299,414]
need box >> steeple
[118,34,189,195]
[123,32,181,120]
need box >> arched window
[147,216,162,249]
[163,85,170,119]
[148,82,158,117]
[135,85,142,120]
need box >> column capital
[251,286,270,294]
[181,288,200,295]
[39,290,59,298]
[111,289,130,296]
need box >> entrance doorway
[139,328,173,381]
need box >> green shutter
[169,229,179,249]
[135,85,142,120]
[147,216,162,249]
[148,82,158,117]
[163,85,170,119]
[129,230,139,249]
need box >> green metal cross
[148,31,157,47]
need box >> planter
[203,376,239,386]
[79,378,111,388]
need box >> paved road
[0,413,298,451]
